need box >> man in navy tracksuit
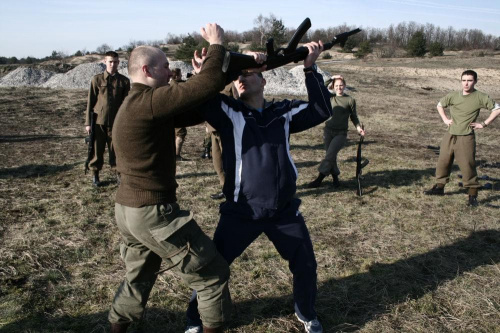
[186,41,331,333]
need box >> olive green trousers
[435,132,479,188]
[109,202,231,328]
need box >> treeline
[2,15,499,63]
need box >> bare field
[0,55,499,333]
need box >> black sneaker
[467,195,478,207]
[424,184,444,196]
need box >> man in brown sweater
[85,51,130,186]
[109,24,231,333]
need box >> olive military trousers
[211,132,225,186]
[435,132,479,188]
[109,202,231,328]
[90,124,115,173]
[318,129,347,177]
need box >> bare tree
[254,14,273,46]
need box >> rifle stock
[222,20,361,73]
[84,112,96,174]
[356,128,369,196]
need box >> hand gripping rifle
[355,126,369,196]
[222,18,361,73]
[84,112,96,174]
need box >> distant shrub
[375,45,398,58]
[322,52,332,59]
[74,50,83,57]
[428,42,444,57]
[248,42,266,52]
[407,31,427,57]
[342,37,357,53]
[160,46,169,53]
[226,43,240,53]
[175,35,209,61]
[96,43,113,55]
[355,41,372,58]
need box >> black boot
[307,173,326,188]
[110,322,129,333]
[331,173,340,187]
[92,172,101,187]
[467,195,478,207]
[467,188,478,207]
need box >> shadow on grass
[290,143,324,150]
[0,308,186,333]
[298,167,436,196]
[1,230,498,332]
[295,160,319,169]
[0,134,84,143]
[291,140,377,151]
[0,163,80,179]
[176,171,218,179]
[227,229,500,331]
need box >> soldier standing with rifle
[307,75,366,189]
[85,51,130,186]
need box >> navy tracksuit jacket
[187,69,333,325]
[203,70,333,219]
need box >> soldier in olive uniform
[171,68,188,161]
[85,51,130,186]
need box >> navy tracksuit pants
[186,210,318,325]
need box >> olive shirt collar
[103,70,117,80]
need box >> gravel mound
[263,65,330,96]
[0,60,330,96]
[0,67,56,87]
[42,61,128,89]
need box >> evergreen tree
[175,35,208,61]
[355,41,372,58]
[407,31,427,57]
[428,41,444,56]
[268,17,286,47]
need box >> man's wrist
[303,64,317,73]
[481,121,487,127]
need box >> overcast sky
[1,0,499,58]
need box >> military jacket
[85,70,130,126]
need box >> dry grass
[0,54,499,333]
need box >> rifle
[84,112,96,174]
[355,127,369,196]
[222,18,361,73]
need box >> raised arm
[288,41,332,133]
[151,23,227,119]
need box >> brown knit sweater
[112,45,227,207]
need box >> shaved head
[128,45,165,77]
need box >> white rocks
[0,67,56,87]
[263,65,330,96]
[0,60,330,96]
